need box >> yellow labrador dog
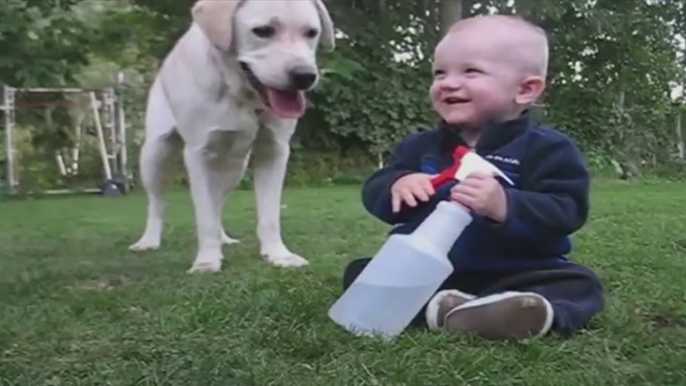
[129,0,335,273]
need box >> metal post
[116,71,129,188]
[102,88,118,173]
[3,85,17,193]
[677,109,684,160]
[89,92,113,181]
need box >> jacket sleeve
[361,132,434,224]
[495,135,590,241]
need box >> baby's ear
[515,76,546,106]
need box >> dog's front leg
[251,125,308,267]
[183,145,225,273]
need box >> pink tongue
[266,88,305,118]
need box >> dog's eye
[305,28,319,39]
[252,26,275,38]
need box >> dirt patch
[70,265,149,292]
[75,274,131,291]
[648,312,686,329]
[636,306,686,329]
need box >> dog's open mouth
[240,62,306,119]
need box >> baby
[341,15,604,341]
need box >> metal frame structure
[2,84,16,193]
[1,78,130,196]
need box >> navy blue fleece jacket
[361,111,591,272]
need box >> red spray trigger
[429,146,472,189]
[454,146,470,160]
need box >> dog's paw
[187,260,222,273]
[221,233,240,245]
[129,238,160,251]
[266,253,310,268]
[188,250,223,273]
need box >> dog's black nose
[290,66,317,90]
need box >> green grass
[1,180,685,385]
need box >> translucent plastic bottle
[328,200,473,340]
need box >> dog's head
[191,0,335,119]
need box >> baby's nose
[439,77,462,91]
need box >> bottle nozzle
[455,150,514,186]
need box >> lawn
[1,180,685,385]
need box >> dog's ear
[191,0,245,52]
[313,0,335,52]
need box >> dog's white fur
[129,0,335,273]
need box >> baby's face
[429,25,523,129]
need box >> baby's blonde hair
[449,14,549,81]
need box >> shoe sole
[425,289,476,330]
[443,291,554,341]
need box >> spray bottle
[327,146,514,340]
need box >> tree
[0,0,94,87]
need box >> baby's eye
[465,68,482,74]
[433,69,445,78]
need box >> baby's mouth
[443,97,470,105]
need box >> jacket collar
[438,110,533,154]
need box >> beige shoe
[425,290,477,330]
[443,291,554,341]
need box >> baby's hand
[391,173,436,213]
[450,171,507,222]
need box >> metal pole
[89,92,113,181]
[15,87,106,93]
[103,88,118,173]
[677,109,684,160]
[3,85,17,193]
[117,71,129,187]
